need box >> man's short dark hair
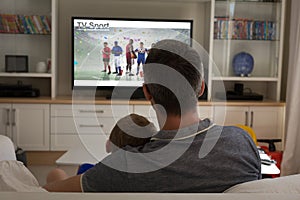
[144,39,204,116]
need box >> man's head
[114,41,118,46]
[143,39,204,116]
[106,114,157,153]
[129,39,133,44]
[140,42,144,48]
[104,42,108,47]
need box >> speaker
[234,83,244,95]
[5,55,28,72]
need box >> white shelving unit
[208,0,286,101]
[0,0,57,98]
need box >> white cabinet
[213,106,285,150]
[0,104,12,138]
[12,104,50,150]
[0,103,50,151]
[214,106,249,126]
[0,102,286,152]
[50,104,133,151]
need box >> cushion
[0,160,46,192]
[225,175,300,194]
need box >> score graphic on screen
[72,18,193,88]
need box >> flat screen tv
[72,17,193,91]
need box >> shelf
[212,77,279,82]
[216,0,281,5]
[214,39,279,42]
[0,32,51,35]
[0,72,52,78]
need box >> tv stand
[106,87,145,100]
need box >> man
[125,39,134,76]
[102,42,111,74]
[44,39,261,192]
[111,41,123,75]
[135,42,148,76]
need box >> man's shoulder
[213,125,252,140]
[204,124,257,150]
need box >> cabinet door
[0,104,12,138]
[213,106,249,126]
[250,106,285,150]
[12,104,50,151]
[198,106,214,120]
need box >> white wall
[57,0,211,96]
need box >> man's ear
[198,81,205,97]
[143,84,152,101]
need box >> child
[102,42,111,74]
[135,42,148,76]
[77,114,157,174]
[106,113,157,153]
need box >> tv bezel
[71,16,194,92]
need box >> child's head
[106,114,157,153]
[103,42,108,47]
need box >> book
[24,16,34,34]
[0,15,4,33]
[32,15,43,34]
[28,16,38,33]
[16,15,25,33]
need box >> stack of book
[214,17,277,40]
[0,14,51,34]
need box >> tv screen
[72,17,193,88]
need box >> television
[72,17,193,91]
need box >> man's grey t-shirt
[81,119,261,192]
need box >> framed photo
[5,55,29,72]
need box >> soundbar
[215,91,263,101]
[0,83,40,97]
[0,89,40,97]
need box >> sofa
[0,136,300,198]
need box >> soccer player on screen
[135,42,148,76]
[102,42,111,75]
[125,39,134,76]
[111,41,123,76]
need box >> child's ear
[106,140,112,153]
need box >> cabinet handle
[79,110,104,114]
[12,109,16,126]
[5,109,10,126]
[79,124,104,128]
[245,111,249,126]
[250,111,254,128]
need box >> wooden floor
[26,151,78,186]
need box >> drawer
[50,135,82,151]
[51,117,120,135]
[51,104,133,118]
[50,134,108,153]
